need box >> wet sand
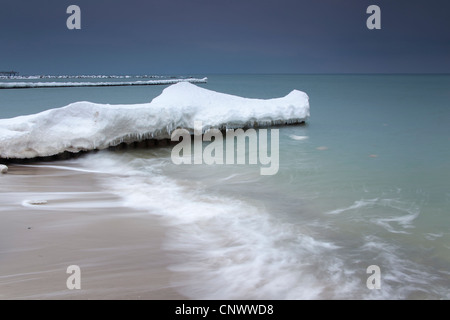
[0,163,185,300]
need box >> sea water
[1,74,449,299]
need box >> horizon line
[2,72,450,77]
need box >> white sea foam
[15,164,104,174]
[370,199,420,234]
[359,235,445,299]
[77,153,362,299]
[289,134,309,141]
[0,77,207,89]
[424,233,443,241]
[66,151,450,299]
[22,200,48,206]
[17,192,120,210]
[327,198,420,234]
[326,198,379,215]
[0,82,309,159]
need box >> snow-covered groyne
[0,77,208,89]
[0,82,309,160]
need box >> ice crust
[0,82,309,159]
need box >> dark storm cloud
[0,0,449,74]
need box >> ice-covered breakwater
[0,77,208,89]
[0,82,309,160]
[0,74,162,80]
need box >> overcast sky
[0,0,449,75]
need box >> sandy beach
[0,163,185,300]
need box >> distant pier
[0,71,19,77]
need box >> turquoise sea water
[1,74,449,299]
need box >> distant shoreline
[0,74,184,80]
[0,77,208,89]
